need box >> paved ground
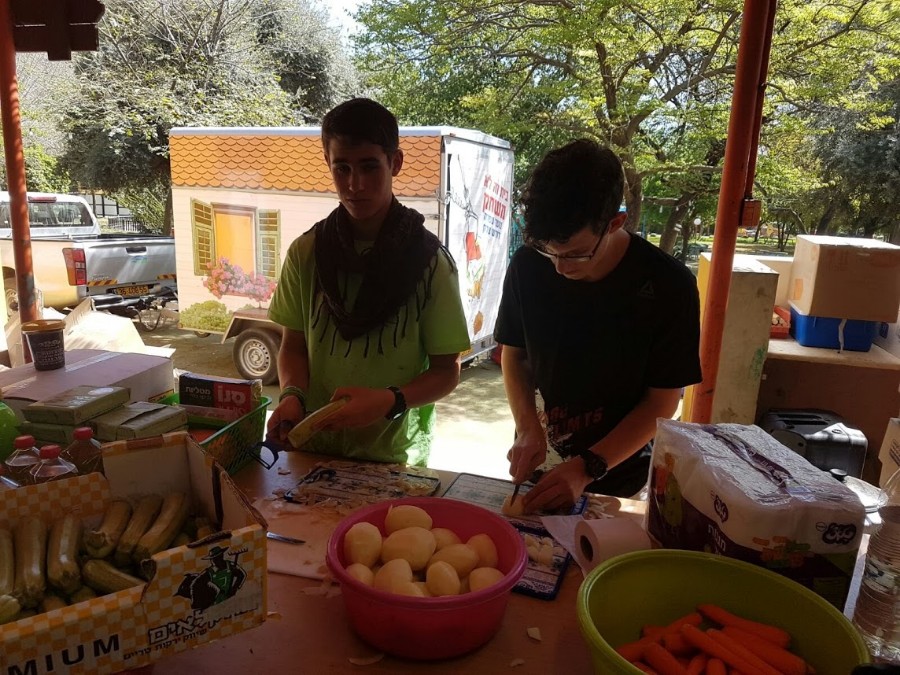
[140,322,515,480]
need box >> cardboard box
[0,350,174,421]
[92,402,189,441]
[178,372,261,416]
[0,432,267,674]
[22,385,130,426]
[788,235,900,323]
[879,418,900,487]
[875,308,900,360]
[20,421,80,445]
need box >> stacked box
[91,402,188,441]
[178,373,262,416]
[647,419,865,610]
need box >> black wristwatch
[579,450,609,481]
[385,386,407,421]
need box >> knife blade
[266,532,305,545]
[510,482,521,505]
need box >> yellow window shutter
[191,199,215,275]
[256,210,281,280]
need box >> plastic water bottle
[4,435,41,485]
[852,468,900,664]
[29,445,78,484]
[62,426,104,475]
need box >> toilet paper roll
[573,517,652,575]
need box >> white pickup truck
[0,192,176,317]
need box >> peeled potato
[428,543,479,578]
[501,495,526,517]
[346,563,374,586]
[431,527,462,550]
[426,560,461,597]
[381,526,437,571]
[374,558,413,592]
[467,533,499,569]
[394,581,427,597]
[385,504,433,534]
[344,521,383,567]
[469,567,505,592]
[413,581,433,597]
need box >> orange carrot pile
[615,604,816,675]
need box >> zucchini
[84,500,132,559]
[13,517,47,609]
[133,493,189,563]
[82,559,145,595]
[0,528,13,596]
[47,514,82,595]
[114,494,163,567]
[0,594,21,624]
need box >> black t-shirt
[494,233,702,458]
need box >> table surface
[150,449,608,674]
[767,337,900,370]
[146,448,867,674]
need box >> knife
[511,482,521,505]
[267,532,305,545]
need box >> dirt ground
[140,321,515,479]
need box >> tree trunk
[659,200,690,254]
[163,186,174,237]
[623,164,642,233]
[815,199,837,235]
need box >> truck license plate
[113,285,150,298]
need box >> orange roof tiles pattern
[169,133,442,198]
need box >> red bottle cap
[73,427,94,440]
[39,445,61,460]
[14,435,36,448]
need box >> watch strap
[385,386,407,420]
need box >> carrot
[643,625,666,638]
[632,663,660,674]
[705,659,727,675]
[687,654,709,675]
[618,638,653,661]
[680,624,767,675]
[697,605,791,649]
[721,626,810,675]
[663,631,694,656]
[707,629,783,675]
[644,643,689,675]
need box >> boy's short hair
[522,139,625,243]
[321,98,400,156]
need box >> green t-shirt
[268,228,471,466]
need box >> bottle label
[862,553,900,595]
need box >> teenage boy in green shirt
[267,98,471,466]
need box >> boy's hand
[521,457,591,513]
[507,426,547,485]
[267,397,306,444]
[322,387,395,429]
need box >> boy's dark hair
[321,98,400,156]
[522,139,624,243]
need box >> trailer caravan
[169,126,514,384]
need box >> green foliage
[354,0,900,240]
[179,300,232,333]
[112,183,168,232]
[58,0,358,229]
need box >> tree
[354,0,899,248]
[58,0,358,232]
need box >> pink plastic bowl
[325,496,528,660]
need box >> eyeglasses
[532,229,606,263]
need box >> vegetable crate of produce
[161,394,271,475]
[0,432,266,674]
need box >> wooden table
[146,449,608,674]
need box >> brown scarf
[312,198,448,353]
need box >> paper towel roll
[573,517,652,575]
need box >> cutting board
[442,473,587,600]
[284,461,441,506]
[253,498,343,580]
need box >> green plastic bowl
[577,550,869,675]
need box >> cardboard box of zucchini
[0,432,266,674]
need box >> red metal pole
[0,0,38,341]
[689,0,776,423]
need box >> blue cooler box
[789,305,876,351]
